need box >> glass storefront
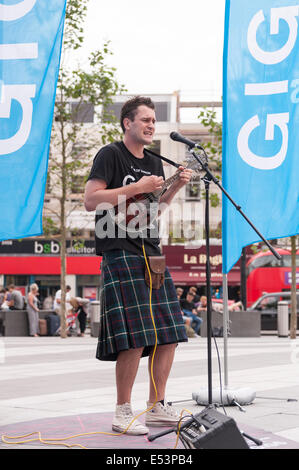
[77,275,100,300]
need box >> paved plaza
[1,333,299,452]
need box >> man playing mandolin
[84,96,192,435]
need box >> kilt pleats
[96,250,188,361]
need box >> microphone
[170,131,203,149]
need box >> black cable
[211,328,227,415]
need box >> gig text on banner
[0,0,36,21]
[0,0,37,156]
[237,5,299,171]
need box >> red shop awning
[0,256,102,275]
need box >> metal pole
[222,273,229,389]
[204,176,213,405]
[241,247,247,310]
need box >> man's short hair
[120,96,155,133]
[8,284,15,290]
[66,285,71,290]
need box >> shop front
[1,239,244,304]
[0,239,101,306]
[162,245,241,299]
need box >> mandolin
[107,159,202,234]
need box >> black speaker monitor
[179,408,249,449]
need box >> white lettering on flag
[247,6,299,64]
[0,0,66,241]
[0,0,37,21]
[0,43,38,60]
[245,80,288,96]
[237,112,289,170]
[222,0,299,273]
[0,84,36,155]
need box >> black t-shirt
[180,299,195,312]
[87,141,165,256]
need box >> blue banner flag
[222,0,299,273]
[0,0,67,241]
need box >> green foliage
[198,108,222,170]
[55,41,125,143]
[63,0,89,51]
[198,107,223,207]
[42,217,60,236]
[249,244,259,255]
[208,221,222,239]
[209,192,220,208]
[46,0,126,235]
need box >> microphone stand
[148,143,280,447]
[188,144,281,407]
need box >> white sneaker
[145,401,180,427]
[112,403,149,435]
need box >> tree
[197,107,222,231]
[198,107,222,170]
[45,0,125,337]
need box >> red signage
[163,245,241,285]
[0,256,101,275]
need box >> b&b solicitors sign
[0,239,96,256]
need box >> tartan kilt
[96,249,188,361]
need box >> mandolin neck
[152,169,182,198]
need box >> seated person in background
[187,286,200,304]
[228,301,243,312]
[0,288,6,309]
[176,288,196,337]
[0,288,9,310]
[197,295,207,312]
[8,285,24,310]
[180,292,202,335]
[176,287,184,300]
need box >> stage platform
[1,409,299,450]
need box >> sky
[73,0,226,104]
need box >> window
[186,175,201,200]
[71,102,94,123]
[5,275,29,286]
[71,175,85,194]
[146,140,161,155]
[54,102,94,123]
[282,255,299,267]
[70,229,84,237]
[248,254,281,274]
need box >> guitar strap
[109,142,174,283]
[145,148,181,169]
[111,142,180,169]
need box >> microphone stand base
[192,386,256,408]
